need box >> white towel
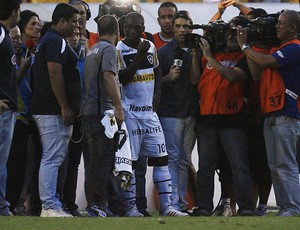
[113,122,133,190]
[101,110,118,139]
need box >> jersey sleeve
[272,43,300,68]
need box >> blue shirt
[270,42,300,119]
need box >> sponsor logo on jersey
[115,157,132,166]
[131,126,162,136]
[129,104,152,112]
[130,73,154,83]
[121,48,134,54]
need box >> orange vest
[153,33,169,49]
[198,51,245,115]
[260,39,300,114]
[88,32,99,48]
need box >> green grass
[1,214,300,230]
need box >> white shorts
[125,113,168,161]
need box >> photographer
[237,10,300,217]
[192,16,254,216]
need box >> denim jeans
[196,124,253,212]
[264,116,300,214]
[33,115,72,210]
[0,110,16,215]
[160,116,196,210]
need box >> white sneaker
[40,208,73,217]
[125,207,144,217]
[160,206,189,217]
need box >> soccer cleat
[40,208,73,217]
[125,207,144,217]
[213,204,233,217]
[160,206,189,217]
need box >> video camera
[94,0,141,22]
[185,21,229,52]
[241,13,280,48]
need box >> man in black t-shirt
[0,0,21,217]
[30,3,80,218]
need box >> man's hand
[61,106,74,126]
[0,99,10,111]
[167,65,181,82]
[199,38,212,60]
[137,40,150,56]
[222,0,241,8]
[217,1,227,15]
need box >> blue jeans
[160,116,196,210]
[264,116,300,214]
[33,115,72,210]
[196,124,253,212]
[0,110,16,215]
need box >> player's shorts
[125,112,168,161]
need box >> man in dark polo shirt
[0,0,21,217]
[30,3,80,218]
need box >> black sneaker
[86,205,117,217]
[140,210,152,217]
[13,205,27,216]
[238,209,254,216]
[191,208,211,217]
[63,205,83,217]
[255,207,267,216]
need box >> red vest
[153,33,168,49]
[260,39,300,114]
[198,51,245,115]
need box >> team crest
[147,55,153,64]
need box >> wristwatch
[241,44,250,51]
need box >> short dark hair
[125,12,144,26]
[247,8,267,19]
[52,3,79,25]
[97,15,119,36]
[172,10,193,25]
[17,10,39,34]
[158,2,178,17]
[0,0,21,20]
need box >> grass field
[1,213,300,230]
